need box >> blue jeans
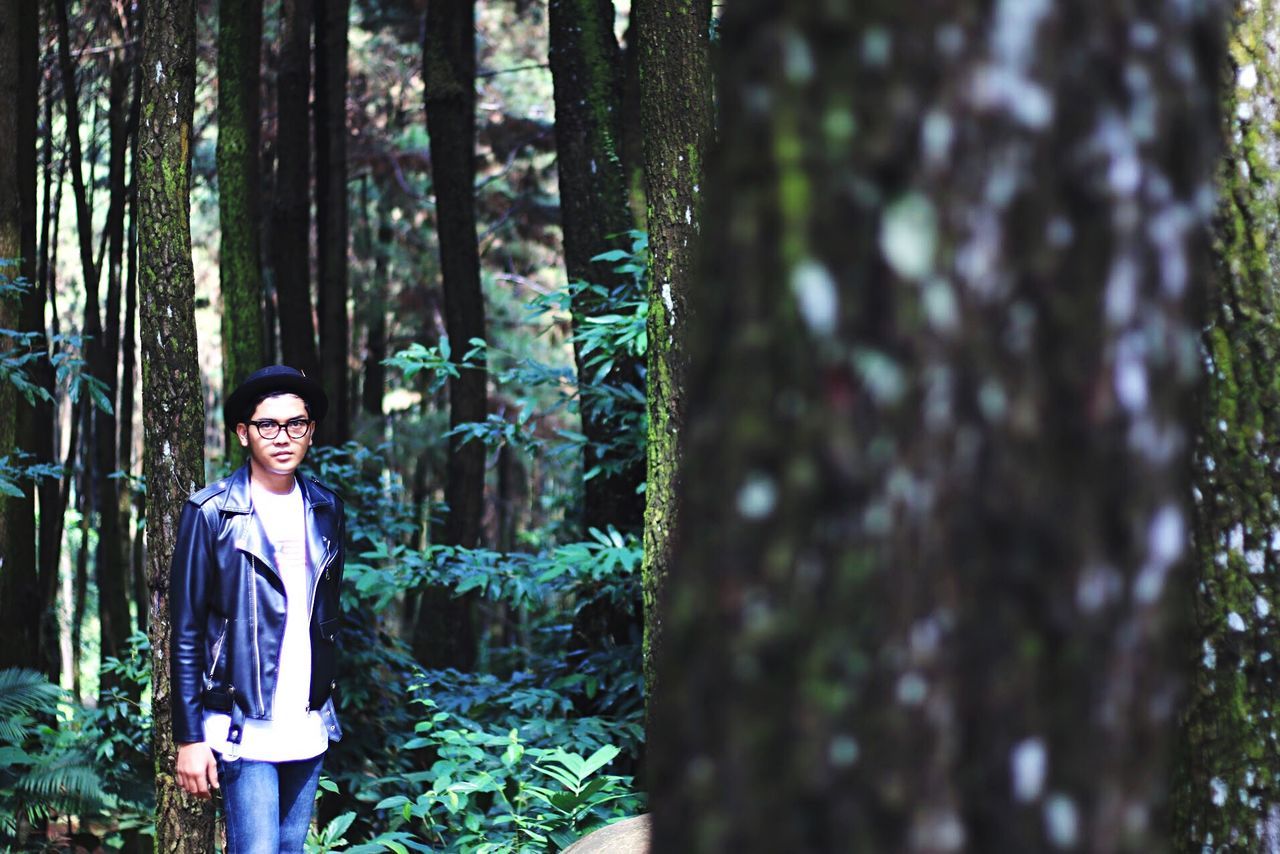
[216,752,324,854]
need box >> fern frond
[14,751,106,811]
[0,669,62,723]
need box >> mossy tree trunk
[548,0,645,533]
[217,0,265,451]
[272,0,320,380]
[635,0,712,714]
[412,0,487,670]
[0,0,44,673]
[315,0,351,446]
[139,0,215,846]
[650,2,1224,851]
[1172,2,1280,848]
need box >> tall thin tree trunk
[650,2,1225,851]
[271,0,319,379]
[0,0,44,673]
[315,0,351,445]
[548,0,644,533]
[360,188,389,416]
[0,0,22,579]
[217,0,265,452]
[635,0,712,717]
[140,0,215,846]
[1173,1,1280,847]
[411,0,488,671]
[121,16,143,634]
[96,8,134,692]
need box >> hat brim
[224,369,329,426]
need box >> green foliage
[0,669,107,842]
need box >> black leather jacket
[169,463,345,746]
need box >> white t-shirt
[204,479,329,761]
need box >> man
[170,365,345,853]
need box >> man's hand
[175,742,219,798]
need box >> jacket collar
[219,462,334,514]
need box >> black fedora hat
[224,365,329,426]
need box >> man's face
[236,393,314,477]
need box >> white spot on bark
[911,810,965,852]
[661,282,675,321]
[880,193,937,281]
[1044,795,1079,847]
[155,61,163,83]
[1228,611,1247,632]
[1211,777,1229,806]
[1105,257,1138,325]
[853,349,906,405]
[1114,334,1148,412]
[736,473,777,520]
[828,735,859,767]
[1011,737,1047,802]
[923,279,960,334]
[1203,639,1216,669]
[922,110,954,167]
[791,261,838,336]
[783,29,815,83]
[1134,504,1184,603]
[896,672,927,705]
[1077,563,1123,613]
[861,27,891,66]
[1257,596,1271,619]
[1239,63,1258,91]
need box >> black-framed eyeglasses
[248,418,313,440]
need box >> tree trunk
[122,30,143,634]
[634,0,712,717]
[1172,2,1280,848]
[271,0,319,379]
[96,12,134,692]
[314,0,351,445]
[410,0,488,671]
[217,0,265,452]
[649,3,1225,852]
[0,0,21,578]
[360,190,389,416]
[139,0,216,846]
[0,0,44,673]
[548,0,645,533]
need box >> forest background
[1,0,1278,852]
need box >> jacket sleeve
[169,500,213,745]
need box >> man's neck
[248,460,297,495]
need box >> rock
[562,815,651,854]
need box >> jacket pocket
[318,617,340,643]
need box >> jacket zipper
[250,557,264,715]
[206,623,229,684]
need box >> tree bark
[548,0,645,533]
[634,0,712,718]
[139,0,216,846]
[217,0,265,452]
[315,0,351,445]
[360,190,389,416]
[649,2,1225,852]
[413,0,487,670]
[271,0,319,380]
[0,0,44,673]
[1173,2,1280,848]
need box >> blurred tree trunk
[1172,2,1280,848]
[217,0,265,451]
[122,34,143,634]
[315,0,351,445]
[35,82,64,681]
[635,0,712,714]
[139,0,215,846]
[271,0,319,379]
[548,0,644,533]
[412,0,486,670]
[360,189,389,416]
[96,4,134,693]
[0,0,22,585]
[0,0,44,673]
[650,2,1224,852]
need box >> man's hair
[237,391,314,426]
